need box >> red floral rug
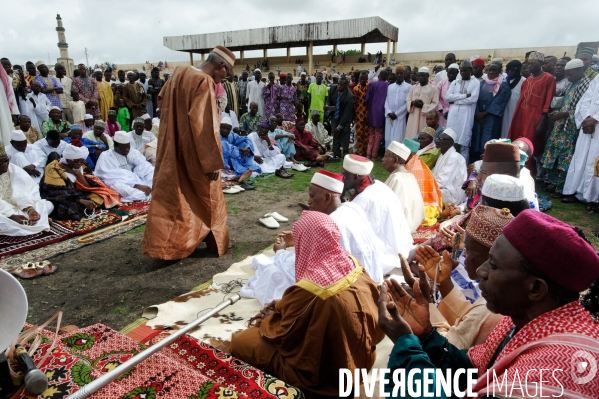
[116,201,151,218]
[13,324,303,399]
[412,224,440,244]
[54,211,122,236]
[0,223,74,259]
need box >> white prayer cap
[138,70,145,74]
[114,131,130,144]
[441,128,458,142]
[566,59,585,70]
[84,114,93,120]
[491,58,504,65]
[62,143,89,160]
[10,130,26,141]
[126,70,135,75]
[140,114,151,120]
[221,116,233,126]
[418,67,430,74]
[447,63,459,70]
[300,72,306,76]
[343,154,373,176]
[311,169,344,194]
[481,174,525,202]
[254,68,261,73]
[50,106,61,112]
[387,141,411,161]
[94,68,102,72]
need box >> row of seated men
[1,127,154,236]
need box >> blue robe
[220,132,261,175]
[471,81,511,154]
[62,137,107,170]
[268,128,296,158]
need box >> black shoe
[239,181,255,190]
[326,156,340,163]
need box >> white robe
[240,202,392,306]
[433,146,467,205]
[94,149,154,202]
[563,77,599,203]
[26,92,52,129]
[501,77,525,139]
[128,130,157,152]
[6,145,46,184]
[245,80,265,117]
[384,81,411,148]
[1,77,20,145]
[33,138,67,158]
[445,78,480,147]
[247,132,291,173]
[352,180,413,260]
[384,166,425,233]
[0,164,53,236]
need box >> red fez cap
[503,210,599,292]
[514,137,534,157]
[295,118,305,123]
[483,143,520,162]
[473,58,486,67]
[280,73,287,79]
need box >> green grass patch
[228,207,239,215]
[111,307,129,315]
[126,225,146,235]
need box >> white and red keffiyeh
[292,210,355,287]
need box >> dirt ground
[22,180,307,331]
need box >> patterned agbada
[35,75,63,108]
[405,155,443,226]
[230,211,385,398]
[122,82,147,122]
[143,65,229,260]
[39,160,92,221]
[541,76,592,193]
[222,80,240,116]
[353,82,369,155]
[291,126,320,161]
[279,83,297,121]
[238,112,264,134]
[72,76,100,119]
[262,83,280,119]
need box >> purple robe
[365,80,389,128]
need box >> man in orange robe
[142,46,235,259]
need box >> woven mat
[54,211,122,235]
[116,200,151,218]
[0,217,147,270]
[0,223,74,260]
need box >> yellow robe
[98,80,114,121]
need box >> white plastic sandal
[259,216,280,229]
[264,212,288,222]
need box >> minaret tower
[56,14,75,75]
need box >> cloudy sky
[1,0,595,67]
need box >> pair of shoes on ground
[223,181,255,194]
[326,155,340,163]
[275,167,294,178]
[259,212,288,229]
[10,261,57,279]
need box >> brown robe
[122,82,148,120]
[229,268,385,399]
[142,66,229,259]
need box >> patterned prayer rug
[14,323,303,398]
[116,201,151,218]
[53,211,122,235]
[0,223,74,259]
[412,224,440,244]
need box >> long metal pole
[66,294,241,399]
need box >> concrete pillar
[240,50,245,63]
[201,52,205,61]
[392,41,397,56]
[308,41,313,76]
[333,43,338,61]
[361,42,366,55]
[286,47,290,63]
[386,39,391,67]
[189,52,193,66]
[264,48,267,59]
